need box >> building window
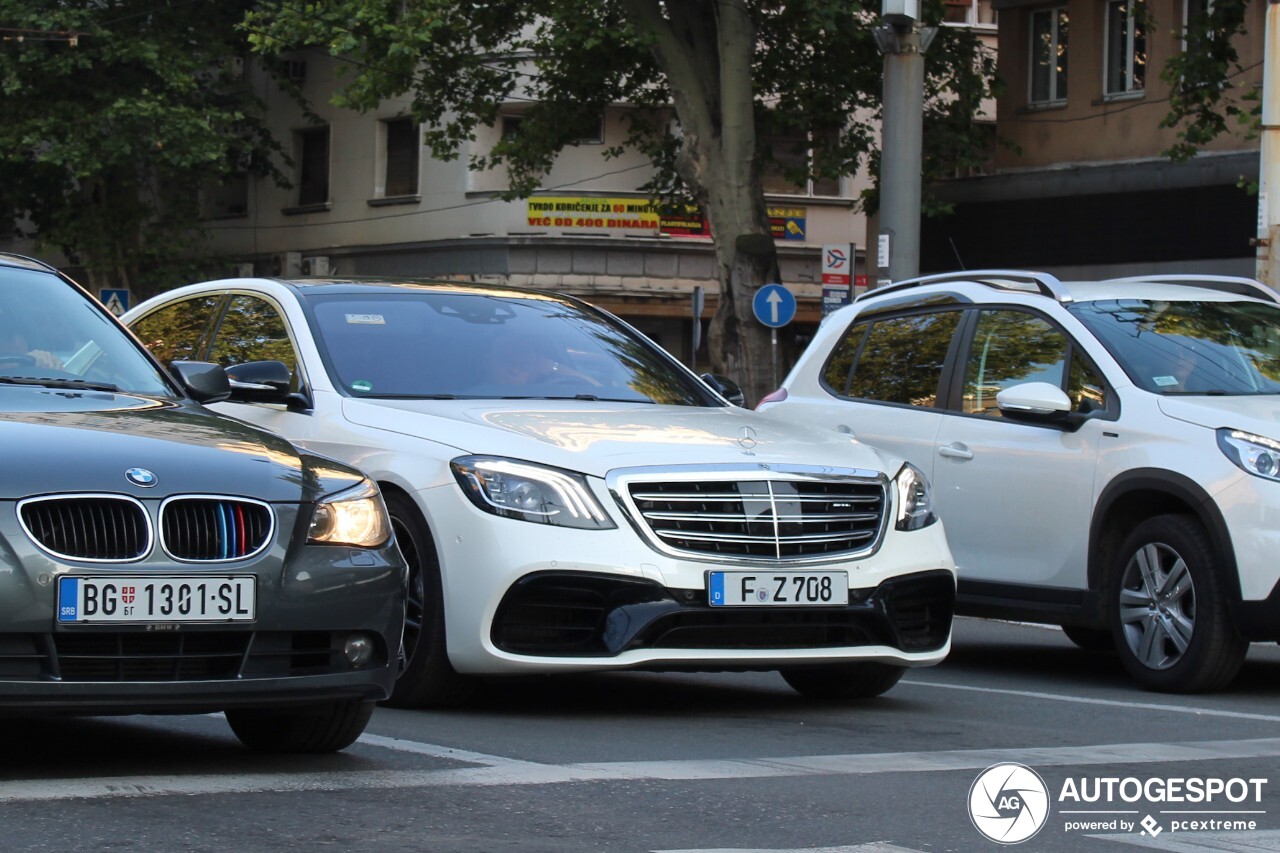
[1182,0,1214,49]
[760,129,840,197]
[1029,7,1069,104]
[501,113,603,145]
[1105,0,1146,97]
[295,126,330,206]
[382,118,419,197]
[943,0,998,26]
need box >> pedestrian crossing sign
[100,289,130,316]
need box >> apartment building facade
[193,52,880,368]
[921,0,1265,278]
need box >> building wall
[993,0,1264,169]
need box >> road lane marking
[901,679,1280,724]
[4,736,1280,803]
[655,840,926,845]
[1091,828,1280,850]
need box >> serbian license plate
[57,576,256,624]
[708,571,849,607]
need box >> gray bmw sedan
[0,254,406,752]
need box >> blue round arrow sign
[752,283,796,328]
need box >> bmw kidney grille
[18,495,273,562]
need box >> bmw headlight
[1218,428,1280,482]
[893,462,937,531]
[308,478,392,547]
[451,456,615,530]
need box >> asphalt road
[4,617,1280,852]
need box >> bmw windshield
[0,266,172,396]
[1070,298,1280,395]
[304,287,718,405]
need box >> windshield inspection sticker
[1153,376,1180,387]
[345,314,385,325]
[351,380,373,392]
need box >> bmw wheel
[382,493,478,708]
[780,662,905,700]
[1108,514,1246,693]
[226,698,375,753]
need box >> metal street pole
[1258,0,1280,288]
[874,3,936,286]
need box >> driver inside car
[0,311,64,370]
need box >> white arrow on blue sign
[752,283,796,328]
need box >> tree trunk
[622,0,781,407]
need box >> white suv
[760,269,1280,693]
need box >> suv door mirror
[996,381,1078,427]
[169,360,232,404]
[700,372,747,407]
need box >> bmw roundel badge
[124,467,158,488]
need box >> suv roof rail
[1104,274,1280,304]
[0,252,59,273]
[862,269,1071,303]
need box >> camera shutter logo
[969,762,1051,844]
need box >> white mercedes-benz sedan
[125,276,955,707]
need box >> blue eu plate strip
[57,577,79,622]
[708,572,725,606]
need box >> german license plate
[57,576,256,623]
[708,571,849,606]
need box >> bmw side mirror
[169,360,232,404]
[701,372,747,407]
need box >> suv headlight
[308,479,392,547]
[451,456,615,530]
[893,462,937,531]
[1218,429,1280,482]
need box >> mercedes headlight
[451,456,615,529]
[308,478,392,547]
[893,462,937,531]
[1218,428,1280,482]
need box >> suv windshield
[305,288,716,405]
[1070,298,1280,395]
[0,266,172,396]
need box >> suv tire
[1061,625,1113,652]
[1107,514,1247,693]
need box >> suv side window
[129,295,223,367]
[210,295,302,391]
[961,309,1106,417]
[839,310,962,406]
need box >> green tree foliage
[246,0,997,404]
[0,0,284,298]
[1159,0,1258,163]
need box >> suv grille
[19,496,150,561]
[623,475,887,560]
[161,497,273,561]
